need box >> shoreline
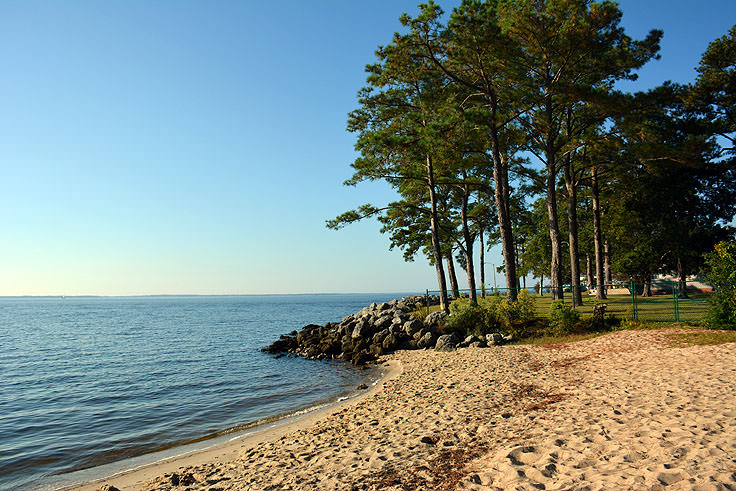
[66,361,401,491]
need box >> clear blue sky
[1,1,734,295]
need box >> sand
[84,329,736,491]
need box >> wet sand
[86,329,736,490]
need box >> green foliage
[705,241,736,329]
[491,289,536,324]
[549,300,581,334]
[445,291,538,338]
[446,301,492,337]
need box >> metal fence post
[425,289,430,317]
[672,281,680,322]
[630,281,638,320]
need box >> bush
[549,300,580,334]
[489,290,536,325]
[705,241,736,329]
[446,301,496,337]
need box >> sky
[1,0,734,296]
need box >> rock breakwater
[263,295,508,365]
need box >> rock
[369,344,384,357]
[424,310,448,327]
[98,486,121,491]
[382,333,400,351]
[403,319,422,336]
[371,329,389,345]
[351,350,375,366]
[353,338,368,353]
[503,333,514,342]
[374,315,393,329]
[377,302,391,311]
[417,331,436,349]
[261,335,297,354]
[486,333,504,346]
[341,335,354,353]
[352,321,371,340]
[388,323,403,335]
[168,473,197,486]
[357,384,369,390]
[469,341,483,348]
[435,333,459,352]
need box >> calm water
[0,294,409,490]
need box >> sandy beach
[85,329,736,491]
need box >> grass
[418,291,712,324]
[510,332,604,346]
[666,329,736,347]
[410,291,722,346]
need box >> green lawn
[419,290,711,324]
[532,291,710,323]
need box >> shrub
[446,301,492,337]
[549,300,580,334]
[705,241,736,329]
[489,290,536,325]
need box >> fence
[425,281,713,323]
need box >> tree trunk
[489,127,518,301]
[546,164,564,300]
[591,166,607,300]
[641,275,652,297]
[460,180,477,304]
[539,274,544,296]
[479,225,486,298]
[426,154,449,313]
[677,257,689,299]
[563,158,583,306]
[446,254,460,299]
[586,254,593,291]
[544,94,564,301]
[604,240,612,285]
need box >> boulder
[369,344,384,357]
[352,321,372,340]
[382,333,400,351]
[469,341,484,348]
[389,323,403,335]
[424,311,448,327]
[372,329,389,345]
[403,319,422,336]
[435,333,459,352]
[351,350,375,366]
[486,333,504,346]
[261,335,297,354]
[417,331,436,349]
[374,315,393,329]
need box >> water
[0,293,411,490]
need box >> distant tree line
[328,0,736,315]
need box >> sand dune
[91,329,736,490]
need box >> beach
[85,329,736,490]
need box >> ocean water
[0,293,410,490]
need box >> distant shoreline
[0,292,423,299]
